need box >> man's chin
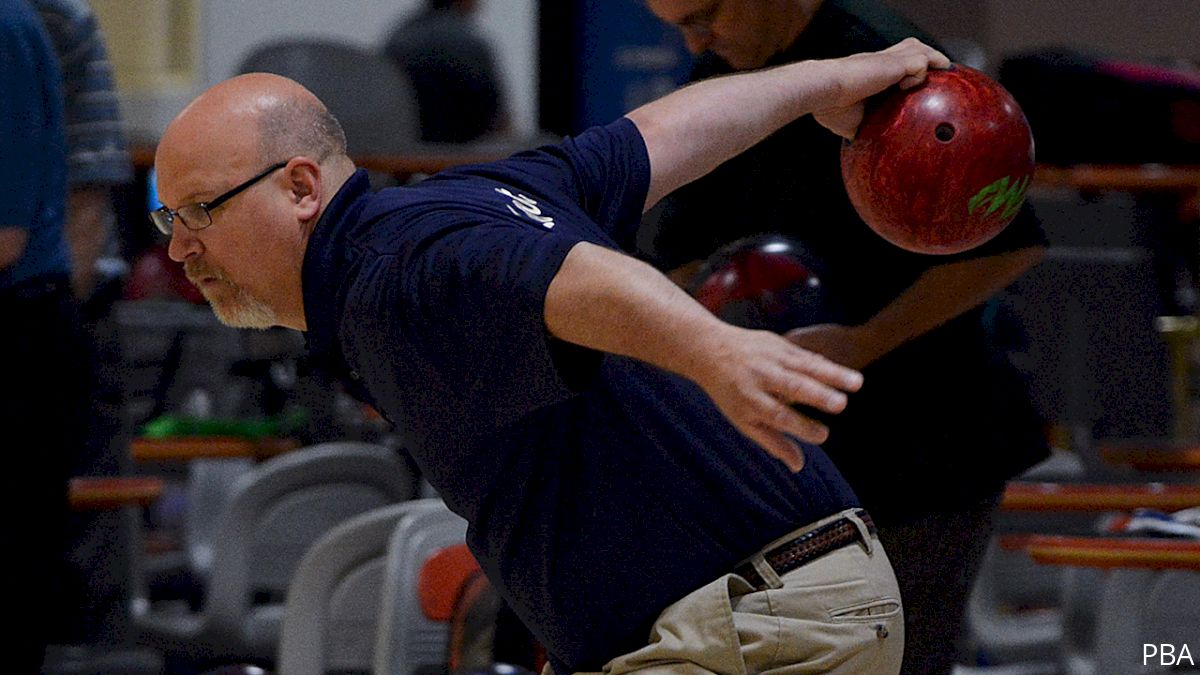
[206,294,277,330]
[210,308,271,329]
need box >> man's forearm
[545,241,866,459]
[545,241,734,381]
[65,187,114,297]
[0,227,29,271]
[862,246,1045,357]
[626,61,831,211]
[549,240,868,456]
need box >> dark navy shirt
[302,119,858,672]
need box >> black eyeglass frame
[149,161,289,236]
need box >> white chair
[143,457,256,608]
[134,442,415,664]
[963,451,1086,669]
[1090,568,1200,674]
[374,500,469,675]
[276,500,445,675]
[1058,566,1105,675]
[965,539,1065,666]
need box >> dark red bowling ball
[690,234,840,333]
[841,64,1035,254]
[124,244,206,304]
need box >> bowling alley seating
[1118,569,1200,670]
[133,442,416,666]
[976,494,1200,673]
[964,538,1065,670]
[374,501,470,675]
[1006,538,1200,675]
[238,39,421,159]
[277,499,448,675]
[963,452,1086,671]
[142,458,256,610]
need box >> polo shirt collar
[300,168,373,371]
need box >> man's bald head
[159,72,348,171]
[155,73,356,332]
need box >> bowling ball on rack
[690,233,841,333]
[841,64,1035,254]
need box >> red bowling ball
[124,243,207,304]
[841,64,1035,254]
[691,234,839,334]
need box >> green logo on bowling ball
[968,175,1031,220]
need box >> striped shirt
[30,0,131,187]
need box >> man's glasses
[149,161,288,236]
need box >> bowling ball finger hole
[934,123,956,142]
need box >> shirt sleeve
[455,118,652,251]
[33,1,132,187]
[352,221,601,428]
[0,11,61,229]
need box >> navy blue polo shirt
[302,118,859,672]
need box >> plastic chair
[1058,566,1105,675]
[963,451,1087,669]
[143,458,256,608]
[276,500,446,675]
[373,500,469,675]
[1088,568,1200,674]
[1141,569,1200,657]
[134,442,416,664]
[238,39,421,157]
[423,543,505,673]
[965,538,1065,666]
[185,458,256,581]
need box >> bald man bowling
[153,40,948,674]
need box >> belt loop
[749,552,785,589]
[846,509,874,556]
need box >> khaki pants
[561,509,904,675]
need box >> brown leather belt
[735,509,876,591]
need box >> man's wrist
[668,317,742,388]
[854,319,900,364]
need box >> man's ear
[285,157,322,221]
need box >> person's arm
[0,228,29,270]
[626,38,949,210]
[545,240,863,471]
[787,246,1045,369]
[64,187,112,297]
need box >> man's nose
[167,228,202,263]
